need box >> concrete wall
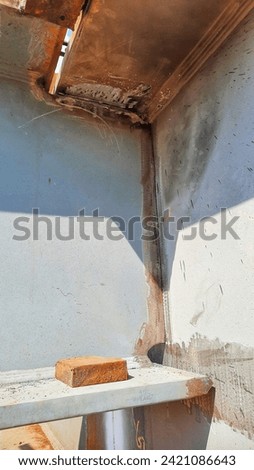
[153,12,254,449]
[0,78,148,372]
[2,11,254,450]
[0,78,155,449]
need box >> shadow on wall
[0,78,153,373]
[153,12,254,294]
[0,78,146,257]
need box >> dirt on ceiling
[1,0,254,124]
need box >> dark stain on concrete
[160,98,220,208]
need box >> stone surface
[55,356,128,388]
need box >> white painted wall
[154,12,254,448]
[0,79,148,371]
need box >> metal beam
[0,359,212,430]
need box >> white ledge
[0,360,212,430]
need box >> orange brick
[55,356,128,388]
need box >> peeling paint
[65,83,151,111]
[55,93,146,125]
[182,387,216,422]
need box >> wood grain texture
[55,356,128,388]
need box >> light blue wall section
[0,79,147,370]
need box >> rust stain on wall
[54,82,151,124]
[186,377,213,399]
[165,336,254,439]
[182,387,216,422]
[135,128,165,356]
[86,414,106,450]
[135,272,164,355]
[0,7,65,89]
[64,83,151,112]
[27,22,66,90]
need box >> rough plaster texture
[154,13,254,448]
[0,79,148,372]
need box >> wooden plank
[55,356,128,387]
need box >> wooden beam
[148,0,254,122]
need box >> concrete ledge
[0,359,212,430]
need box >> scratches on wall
[165,336,254,439]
